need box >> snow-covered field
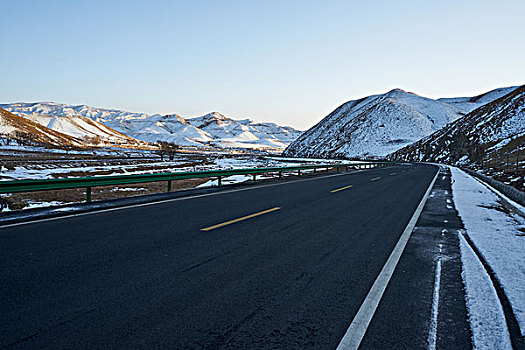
[0,150,353,211]
[451,167,525,346]
[0,153,349,181]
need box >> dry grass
[1,178,211,211]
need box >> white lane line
[0,170,366,229]
[336,169,439,350]
[428,257,442,350]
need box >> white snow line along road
[336,168,439,350]
[427,257,442,350]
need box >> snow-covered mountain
[0,108,83,147]
[283,86,519,159]
[283,88,466,158]
[0,102,301,151]
[110,113,213,147]
[389,84,525,164]
[21,113,144,146]
[187,112,300,149]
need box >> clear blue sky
[2,0,524,129]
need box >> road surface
[1,164,455,349]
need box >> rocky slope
[389,85,525,165]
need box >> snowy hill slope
[283,89,466,158]
[389,84,525,164]
[20,113,145,146]
[0,103,210,147]
[438,86,519,113]
[0,108,83,147]
[1,103,301,150]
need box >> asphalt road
[0,164,439,349]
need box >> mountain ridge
[389,84,525,165]
[283,88,466,158]
[0,102,302,151]
[283,85,519,159]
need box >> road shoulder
[358,165,472,349]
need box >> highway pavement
[1,164,444,349]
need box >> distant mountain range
[390,85,525,165]
[0,103,302,151]
[2,84,522,161]
[283,86,519,159]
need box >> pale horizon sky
[2,0,524,129]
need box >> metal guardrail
[0,161,394,203]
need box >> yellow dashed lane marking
[201,207,281,231]
[331,185,354,193]
[371,177,381,181]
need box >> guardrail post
[345,166,348,171]
[253,174,256,181]
[278,171,282,178]
[218,176,222,186]
[298,170,301,176]
[86,186,91,203]
[167,180,172,192]
[313,168,316,174]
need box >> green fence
[0,161,394,203]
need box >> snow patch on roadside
[450,166,525,337]
[25,201,66,209]
[459,234,512,349]
[197,174,253,188]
